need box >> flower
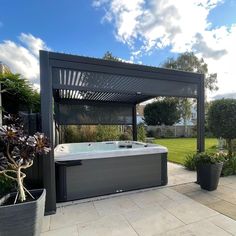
[0,126,18,143]
[27,133,51,154]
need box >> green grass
[154,138,217,165]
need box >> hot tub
[55,141,168,202]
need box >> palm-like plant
[0,115,50,203]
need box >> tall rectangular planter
[0,189,46,236]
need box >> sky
[0,0,236,99]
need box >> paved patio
[172,175,236,221]
[41,163,236,236]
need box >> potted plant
[195,152,224,191]
[0,115,50,236]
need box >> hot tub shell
[55,142,168,202]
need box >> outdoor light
[136,91,142,95]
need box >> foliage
[96,125,120,141]
[162,52,218,136]
[221,156,236,176]
[184,153,198,171]
[137,124,146,142]
[103,51,120,62]
[162,52,218,92]
[184,150,236,176]
[194,152,225,165]
[0,115,50,202]
[0,73,40,114]
[119,132,132,141]
[207,99,236,156]
[144,99,180,126]
[177,98,193,137]
[64,125,97,143]
[64,124,146,143]
[64,125,122,142]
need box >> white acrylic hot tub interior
[54,141,168,161]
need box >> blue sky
[0,0,236,97]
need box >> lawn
[154,138,218,165]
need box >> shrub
[96,125,120,141]
[194,152,225,165]
[184,153,197,170]
[208,99,236,156]
[64,125,97,143]
[184,151,236,176]
[119,132,132,141]
[144,99,180,126]
[221,156,236,176]
[137,124,146,142]
[78,126,97,142]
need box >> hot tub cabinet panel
[56,153,167,202]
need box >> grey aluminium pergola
[40,50,205,214]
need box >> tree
[144,99,180,126]
[163,52,218,91]
[103,51,120,62]
[0,73,40,114]
[178,98,193,136]
[207,99,236,156]
[162,52,218,136]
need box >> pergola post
[197,74,205,152]
[40,51,56,214]
[132,105,137,141]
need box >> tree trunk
[17,168,26,202]
[184,118,188,137]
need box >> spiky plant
[0,115,50,203]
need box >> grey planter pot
[198,163,223,191]
[0,189,46,236]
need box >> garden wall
[146,125,196,138]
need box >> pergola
[40,50,205,214]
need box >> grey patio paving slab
[185,189,221,205]
[41,164,236,236]
[127,189,169,208]
[77,214,138,236]
[172,175,236,222]
[41,225,78,236]
[50,202,100,230]
[93,195,140,216]
[159,198,218,224]
[207,200,236,221]
[157,219,231,236]
[123,205,184,236]
[207,214,236,235]
[167,163,196,186]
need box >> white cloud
[93,0,236,96]
[0,33,50,86]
